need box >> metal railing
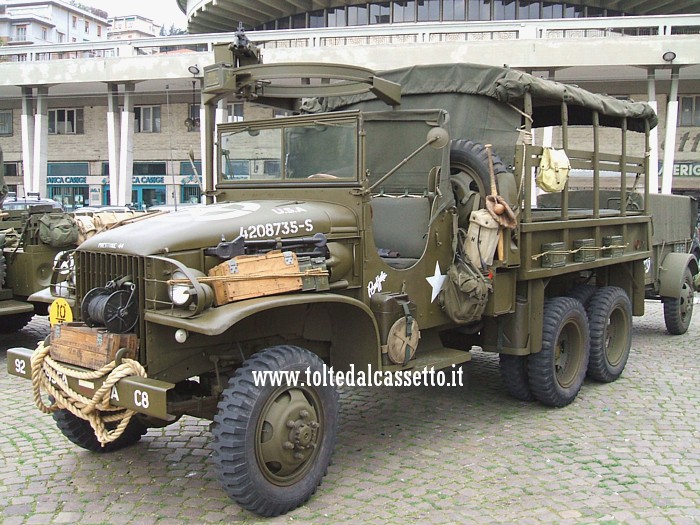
[0,14,698,63]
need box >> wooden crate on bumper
[49,323,138,369]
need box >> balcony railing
[0,14,698,63]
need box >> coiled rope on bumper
[30,341,147,445]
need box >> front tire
[663,268,694,335]
[0,312,34,333]
[586,286,632,383]
[212,345,338,517]
[528,297,590,407]
[53,409,147,453]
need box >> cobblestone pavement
[1,301,699,525]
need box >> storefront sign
[674,162,700,177]
[133,176,165,184]
[47,177,88,184]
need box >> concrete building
[0,0,109,46]
[107,15,160,41]
[0,1,699,209]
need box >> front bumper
[7,346,175,421]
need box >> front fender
[658,252,697,298]
[144,293,381,371]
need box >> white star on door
[426,261,447,303]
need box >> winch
[80,276,138,333]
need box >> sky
[85,0,189,31]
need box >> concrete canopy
[177,0,700,34]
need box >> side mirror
[427,127,449,149]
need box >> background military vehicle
[7,41,696,517]
[0,145,75,332]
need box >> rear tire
[499,354,535,401]
[586,286,632,383]
[528,297,590,407]
[565,284,597,308]
[53,409,147,453]
[663,268,694,335]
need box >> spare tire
[450,139,517,229]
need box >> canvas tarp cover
[315,63,658,165]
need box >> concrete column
[202,94,216,203]
[32,86,49,196]
[661,66,680,195]
[647,68,659,194]
[20,87,35,194]
[212,98,226,187]
[107,83,121,205]
[118,82,135,206]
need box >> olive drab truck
[7,40,696,517]
[0,144,80,333]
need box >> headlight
[169,270,194,306]
[167,268,213,310]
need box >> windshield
[219,118,358,183]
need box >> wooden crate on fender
[49,323,138,370]
[209,251,297,305]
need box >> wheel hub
[257,388,322,483]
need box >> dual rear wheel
[499,287,632,407]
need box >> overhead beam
[212,0,270,27]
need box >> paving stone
[1,304,700,524]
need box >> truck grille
[76,251,145,326]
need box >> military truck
[0,145,77,333]
[0,145,153,333]
[8,44,696,516]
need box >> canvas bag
[465,209,499,269]
[439,228,492,324]
[536,147,571,192]
[39,213,79,248]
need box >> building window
[72,16,77,29]
[518,0,540,19]
[0,109,12,136]
[542,1,563,18]
[4,162,20,178]
[348,4,369,25]
[16,25,27,41]
[680,96,700,127]
[227,103,244,122]
[48,108,83,135]
[369,3,391,24]
[97,26,102,37]
[309,9,325,28]
[134,106,161,133]
[468,0,490,20]
[57,31,65,43]
[417,0,440,21]
[292,13,306,29]
[85,20,90,33]
[443,0,466,20]
[393,1,416,23]
[41,26,48,40]
[494,0,517,20]
[328,7,346,26]
[182,185,201,203]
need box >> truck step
[398,347,471,372]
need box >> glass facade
[256,1,627,30]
